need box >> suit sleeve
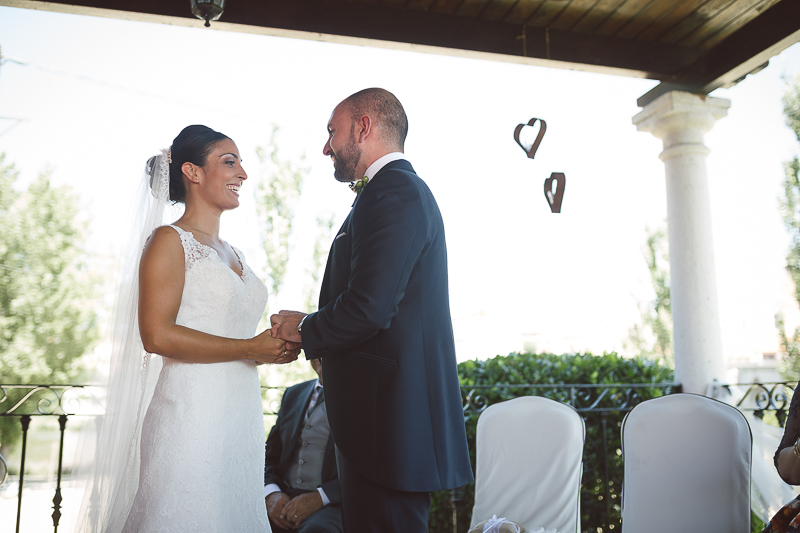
[302,174,426,356]
[320,477,341,505]
[264,391,287,488]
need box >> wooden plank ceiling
[6,0,800,103]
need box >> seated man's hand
[265,491,294,530]
[281,491,324,527]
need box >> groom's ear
[355,115,372,143]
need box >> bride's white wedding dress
[122,225,271,532]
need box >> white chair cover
[470,396,585,533]
[620,393,752,533]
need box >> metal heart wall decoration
[513,117,566,213]
[544,172,566,213]
[513,118,547,159]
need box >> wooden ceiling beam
[8,0,798,93]
[8,0,696,77]
[638,0,800,106]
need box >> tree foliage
[303,214,335,313]
[778,76,800,380]
[253,130,334,389]
[254,127,334,313]
[255,126,306,300]
[0,153,99,447]
[625,224,673,364]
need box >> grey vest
[285,398,330,491]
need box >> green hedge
[428,351,675,533]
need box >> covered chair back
[620,393,752,533]
[469,396,585,533]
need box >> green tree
[0,154,99,448]
[254,127,334,312]
[778,75,800,379]
[255,126,306,301]
[253,129,334,388]
[303,214,335,313]
[625,224,673,364]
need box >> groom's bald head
[342,88,408,151]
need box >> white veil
[73,149,179,532]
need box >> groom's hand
[265,492,294,529]
[270,310,306,344]
[281,491,324,527]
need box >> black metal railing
[2,381,795,533]
[0,385,90,533]
[732,381,796,427]
[0,384,286,533]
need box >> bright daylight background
[1,5,800,532]
[0,7,799,363]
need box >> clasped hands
[270,310,307,351]
[248,311,305,365]
[265,490,323,529]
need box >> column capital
[632,91,730,144]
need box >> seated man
[264,359,342,533]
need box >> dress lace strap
[165,225,212,269]
[166,224,185,236]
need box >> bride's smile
[185,138,248,210]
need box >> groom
[271,88,473,532]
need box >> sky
[0,5,799,364]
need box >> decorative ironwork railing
[0,384,286,533]
[732,381,796,427]
[1,381,794,533]
[461,382,682,415]
[0,385,93,533]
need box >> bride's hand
[248,329,300,364]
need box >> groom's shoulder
[378,158,417,178]
[374,160,426,192]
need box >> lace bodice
[169,225,268,339]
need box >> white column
[632,91,730,395]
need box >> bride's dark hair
[168,125,230,203]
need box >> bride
[75,125,296,532]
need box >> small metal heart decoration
[513,118,547,159]
[513,117,566,213]
[544,172,565,213]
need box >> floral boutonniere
[349,176,369,194]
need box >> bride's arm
[138,227,294,364]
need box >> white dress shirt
[364,152,406,181]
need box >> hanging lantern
[190,0,226,27]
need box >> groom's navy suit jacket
[264,379,340,504]
[301,159,473,493]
